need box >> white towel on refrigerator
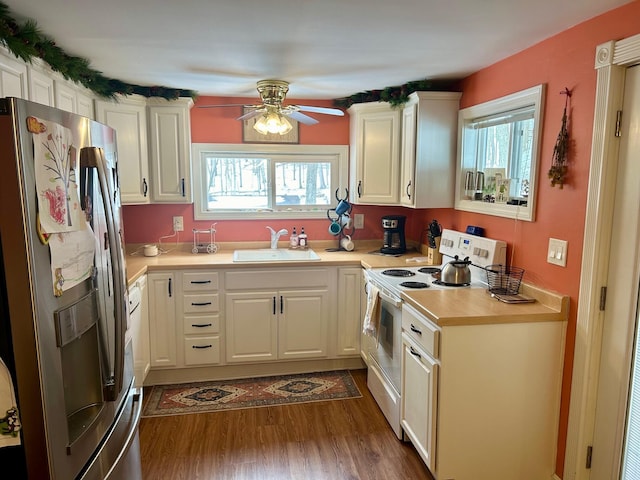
[363,283,381,340]
[0,357,21,448]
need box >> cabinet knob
[409,346,422,359]
[357,180,362,198]
[192,344,212,349]
[410,324,422,335]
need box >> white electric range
[363,229,507,439]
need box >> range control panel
[439,229,507,268]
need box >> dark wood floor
[139,369,434,480]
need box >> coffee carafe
[381,215,407,254]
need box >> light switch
[547,238,568,267]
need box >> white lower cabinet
[400,302,566,480]
[225,268,331,363]
[181,271,221,366]
[130,275,150,387]
[144,266,363,382]
[401,334,438,472]
[148,272,177,367]
[225,291,278,363]
[225,288,329,363]
[337,267,362,356]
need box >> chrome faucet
[266,226,288,249]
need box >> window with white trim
[192,144,348,220]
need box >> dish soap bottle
[289,227,299,248]
[298,227,308,248]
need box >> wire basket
[485,264,525,295]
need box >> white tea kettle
[440,256,472,285]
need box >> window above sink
[455,84,545,221]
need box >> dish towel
[363,283,381,341]
[0,357,21,448]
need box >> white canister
[143,244,158,257]
[340,235,355,252]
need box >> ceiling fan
[198,80,344,134]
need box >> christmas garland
[0,2,196,100]
[333,78,460,109]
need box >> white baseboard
[552,474,562,480]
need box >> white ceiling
[3,0,633,99]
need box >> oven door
[368,288,403,395]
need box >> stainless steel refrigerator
[0,97,142,479]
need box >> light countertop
[125,240,432,284]
[402,283,569,327]
[126,241,569,327]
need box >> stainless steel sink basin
[232,248,321,262]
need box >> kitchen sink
[232,248,321,262]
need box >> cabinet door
[0,54,28,99]
[349,104,400,204]
[54,81,77,113]
[278,289,329,360]
[131,275,150,387]
[401,336,438,472]
[337,267,362,356]
[28,68,54,106]
[76,91,94,119]
[226,291,277,363]
[399,102,417,206]
[148,273,177,367]
[95,98,150,204]
[148,103,192,203]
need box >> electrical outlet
[173,216,184,232]
[354,213,365,229]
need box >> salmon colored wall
[412,1,640,476]
[122,2,640,476]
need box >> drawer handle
[192,323,213,328]
[190,280,212,284]
[192,344,212,349]
[410,324,422,335]
[409,346,422,359]
[191,302,212,306]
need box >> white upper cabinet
[147,98,193,203]
[95,96,151,204]
[53,81,77,113]
[348,102,401,204]
[348,93,461,208]
[0,53,28,99]
[28,68,54,107]
[400,92,461,208]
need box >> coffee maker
[381,215,407,254]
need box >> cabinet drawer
[402,304,439,359]
[182,272,219,291]
[225,269,329,289]
[184,336,221,365]
[183,293,219,313]
[183,314,220,335]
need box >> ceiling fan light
[253,111,293,135]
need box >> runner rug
[142,370,362,417]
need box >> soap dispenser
[298,227,308,248]
[290,227,299,248]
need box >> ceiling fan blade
[295,105,345,116]
[198,103,262,109]
[237,108,266,121]
[285,110,319,125]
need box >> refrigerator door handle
[80,147,127,401]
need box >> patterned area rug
[142,370,362,417]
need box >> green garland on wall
[0,2,196,100]
[333,78,460,109]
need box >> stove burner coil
[417,267,441,275]
[400,281,430,289]
[432,279,470,287]
[381,269,415,277]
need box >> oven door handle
[378,290,402,308]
